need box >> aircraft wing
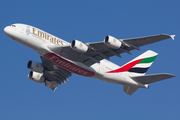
[48,34,174,66]
[40,56,72,91]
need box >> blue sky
[0,0,179,119]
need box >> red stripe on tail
[106,59,143,73]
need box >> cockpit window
[11,25,16,27]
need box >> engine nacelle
[104,35,122,49]
[70,40,88,53]
[27,60,44,73]
[28,71,45,83]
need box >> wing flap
[41,56,72,90]
[131,73,175,84]
[45,80,58,91]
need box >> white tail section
[127,50,158,77]
[106,50,158,76]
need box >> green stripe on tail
[138,55,158,64]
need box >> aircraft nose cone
[4,26,11,35]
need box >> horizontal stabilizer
[170,35,175,40]
[123,85,139,95]
[131,73,175,84]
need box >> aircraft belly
[96,73,127,85]
[94,72,146,88]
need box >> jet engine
[28,71,45,83]
[104,35,122,49]
[27,60,44,73]
[70,40,88,53]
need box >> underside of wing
[122,34,174,47]
[48,34,174,67]
[40,56,72,91]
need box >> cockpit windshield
[11,24,16,27]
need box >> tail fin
[127,50,158,76]
[107,50,158,76]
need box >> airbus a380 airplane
[4,23,175,95]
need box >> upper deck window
[11,24,16,27]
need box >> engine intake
[28,71,45,83]
[70,40,88,53]
[27,60,44,73]
[104,35,122,49]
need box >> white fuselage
[4,23,147,88]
